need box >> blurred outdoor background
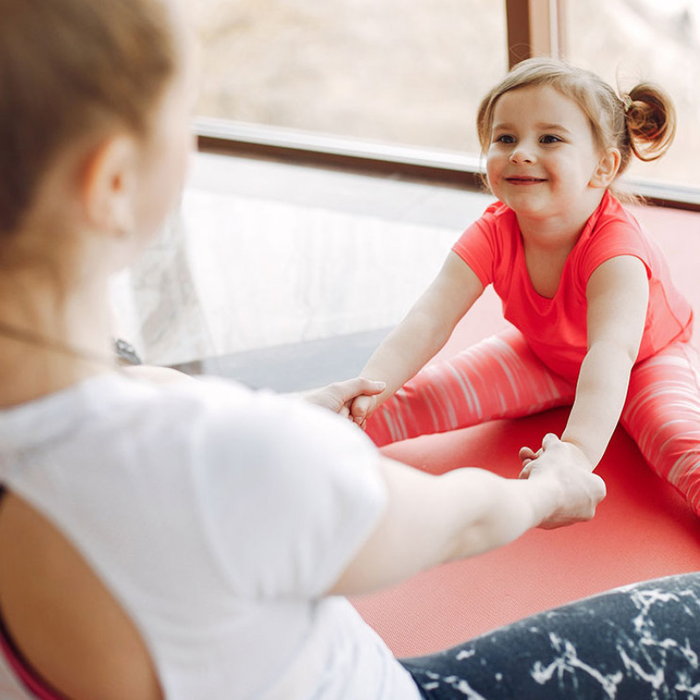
[190,0,700,190]
[120,0,700,370]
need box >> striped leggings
[366,328,700,515]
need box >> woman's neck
[0,270,116,407]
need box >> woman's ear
[590,148,621,189]
[79,134,138,237]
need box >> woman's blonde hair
[476,57,676,181]
[0,0,178,235]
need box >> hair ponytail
[623,83,676,163]
[476,58,677,192]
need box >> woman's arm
[559,255,650,470]
[328,433,605,596]
[351,252,484,425]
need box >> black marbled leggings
[400,573,700,699]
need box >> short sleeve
[451,205,501,287]
[578,219,652,287]
[190,381,386,600]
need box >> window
[564,0,700,191]
[193,0,699,202]
[194,0,507,156]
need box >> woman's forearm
[330,463,547,596]
[329,444,605,597]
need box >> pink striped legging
[366,327,700,515]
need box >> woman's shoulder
[4,370,381,506]
[0,371,374,492]
[111,373,379,482]
[3,370,384,588]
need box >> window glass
[193,0,507,155]
[564,0,700,190]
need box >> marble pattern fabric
[400,572,700,699]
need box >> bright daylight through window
[192,0,700,196]
[565,0,700,192]
[192,0,507,157]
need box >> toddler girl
[0,4,693,697]
[351,58,700,515]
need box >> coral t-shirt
[452,191,693,381]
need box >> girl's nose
[509,146,535,164]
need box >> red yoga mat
[351,203,700,657]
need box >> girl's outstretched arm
[557,255,649,470]
[328,434,605,597]
[350,252,484,427]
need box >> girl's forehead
[493,85,588,127]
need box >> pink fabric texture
[451,191,692,381]
[367,194,700,515]
[367,330,700,514]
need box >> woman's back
[0,490,162,700]
[0,374,417,700]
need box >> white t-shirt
[0,374,421,700]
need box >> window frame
[196,0,700,212]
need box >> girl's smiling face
[486,84,616,227]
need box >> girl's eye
[541,134,562,144]
[495,134,516,144]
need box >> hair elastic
[622,94,633,113]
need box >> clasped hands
[519,434,605,528]
[305,380,606,530]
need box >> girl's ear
[590,147,621,189]
[79,134,138,237]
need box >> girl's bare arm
[351,252,484,425]
[559,255,650,469]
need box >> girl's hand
[350,394,378,429]
[303,378,385,416]
[519,434,605,529]
[519,435,594,479]
[518,445,542,472]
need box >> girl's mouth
[505,177,547,184]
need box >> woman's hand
[519,433,605,529]
[349,393,378,429]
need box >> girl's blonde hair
[476,57,676,180]
[0,0,178,235]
